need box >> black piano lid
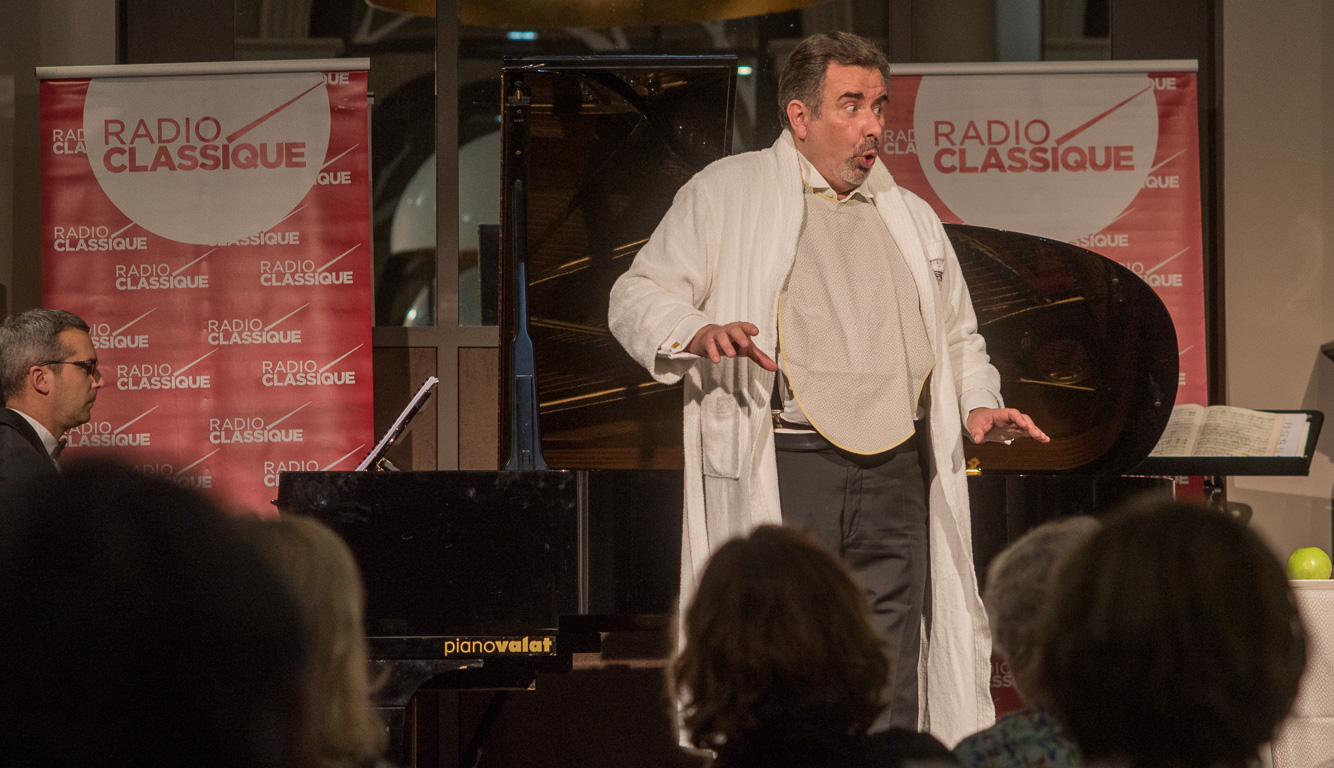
[276,468,682,639]
[277,470,579,637]
[499,55,736,470]
[946,223,1178,475]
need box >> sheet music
[1149,404,1202,456]
[1193,406,1283,456]
[356,376,439,471]
[1276,413,1311,457]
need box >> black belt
[773,418,923,457]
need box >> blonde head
[250,513,386,768]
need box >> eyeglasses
[39,359,101,378]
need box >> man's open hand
[967,407,1050,444]
[687,322,779,372]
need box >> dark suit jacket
[0,408,58,498]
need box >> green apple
[1287,547,1333,579]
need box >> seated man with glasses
[0,308,104,488]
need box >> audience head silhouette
[1041,500,1306,768]
[248,513,387,768]
[670,525,889,762]
[0,461,310,768]
[983,515,1101,706]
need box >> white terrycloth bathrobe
[608,131,999,747]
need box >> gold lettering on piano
[442,636,555,657]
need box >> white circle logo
[84,72,331,246]
[913,74,1158,242]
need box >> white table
[1272,580,1334,768]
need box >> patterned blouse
[952,707,1080,768]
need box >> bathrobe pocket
[700,390,743,479]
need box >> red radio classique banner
[881,63,1205,410]
[39,61,374,514]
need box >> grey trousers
[775,431,930,732]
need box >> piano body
[277,55,1179,766]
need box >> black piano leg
[375,706,407,765]
[459,692,508,768]
[400,690,506,768]
[404,690,451,768]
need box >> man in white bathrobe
[608,32,1047,745]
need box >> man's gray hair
[777,31,891,130]
[983,515,1101,701]
[0,309,90,403]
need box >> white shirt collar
[9,407,59,458]
[796,150,874,202]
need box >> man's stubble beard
[836,157,869,189]
[835,138,879,189]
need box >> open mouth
[854,142,878,170]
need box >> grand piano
[277,55,1178,767]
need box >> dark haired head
[0,460,309,768]
[0,308,90,402]
[777,32,891,130]
[669,525,888,760]
[1040,500,1306,768]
